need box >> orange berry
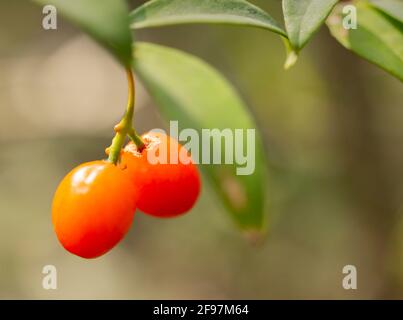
[52,160,137,259]
[121,132,201,218]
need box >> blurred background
[1,0,403,299]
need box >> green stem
[108,68,144,164]
[128,128,145,151]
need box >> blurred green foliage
[34,0,134,67]
[0,0,403,299]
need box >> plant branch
[107,68,144,164]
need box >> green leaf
[134,42,268,234]
[369,0,403,23]
[33,0,133,67]
[282,0,338,50]
[327,2,403,81]
[130,0,286,37]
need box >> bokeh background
[1,0,403,299]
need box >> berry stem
[108,68,145,164]
[128,128,145,151]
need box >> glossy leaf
[370,0,403,23]
[327,2,403,81]
[134,42,267,233]
[283,0,338,50]
[130,0,286,37]
[33,0,133,67]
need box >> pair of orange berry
[52,132,201,259]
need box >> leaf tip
[284,50,299,70]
